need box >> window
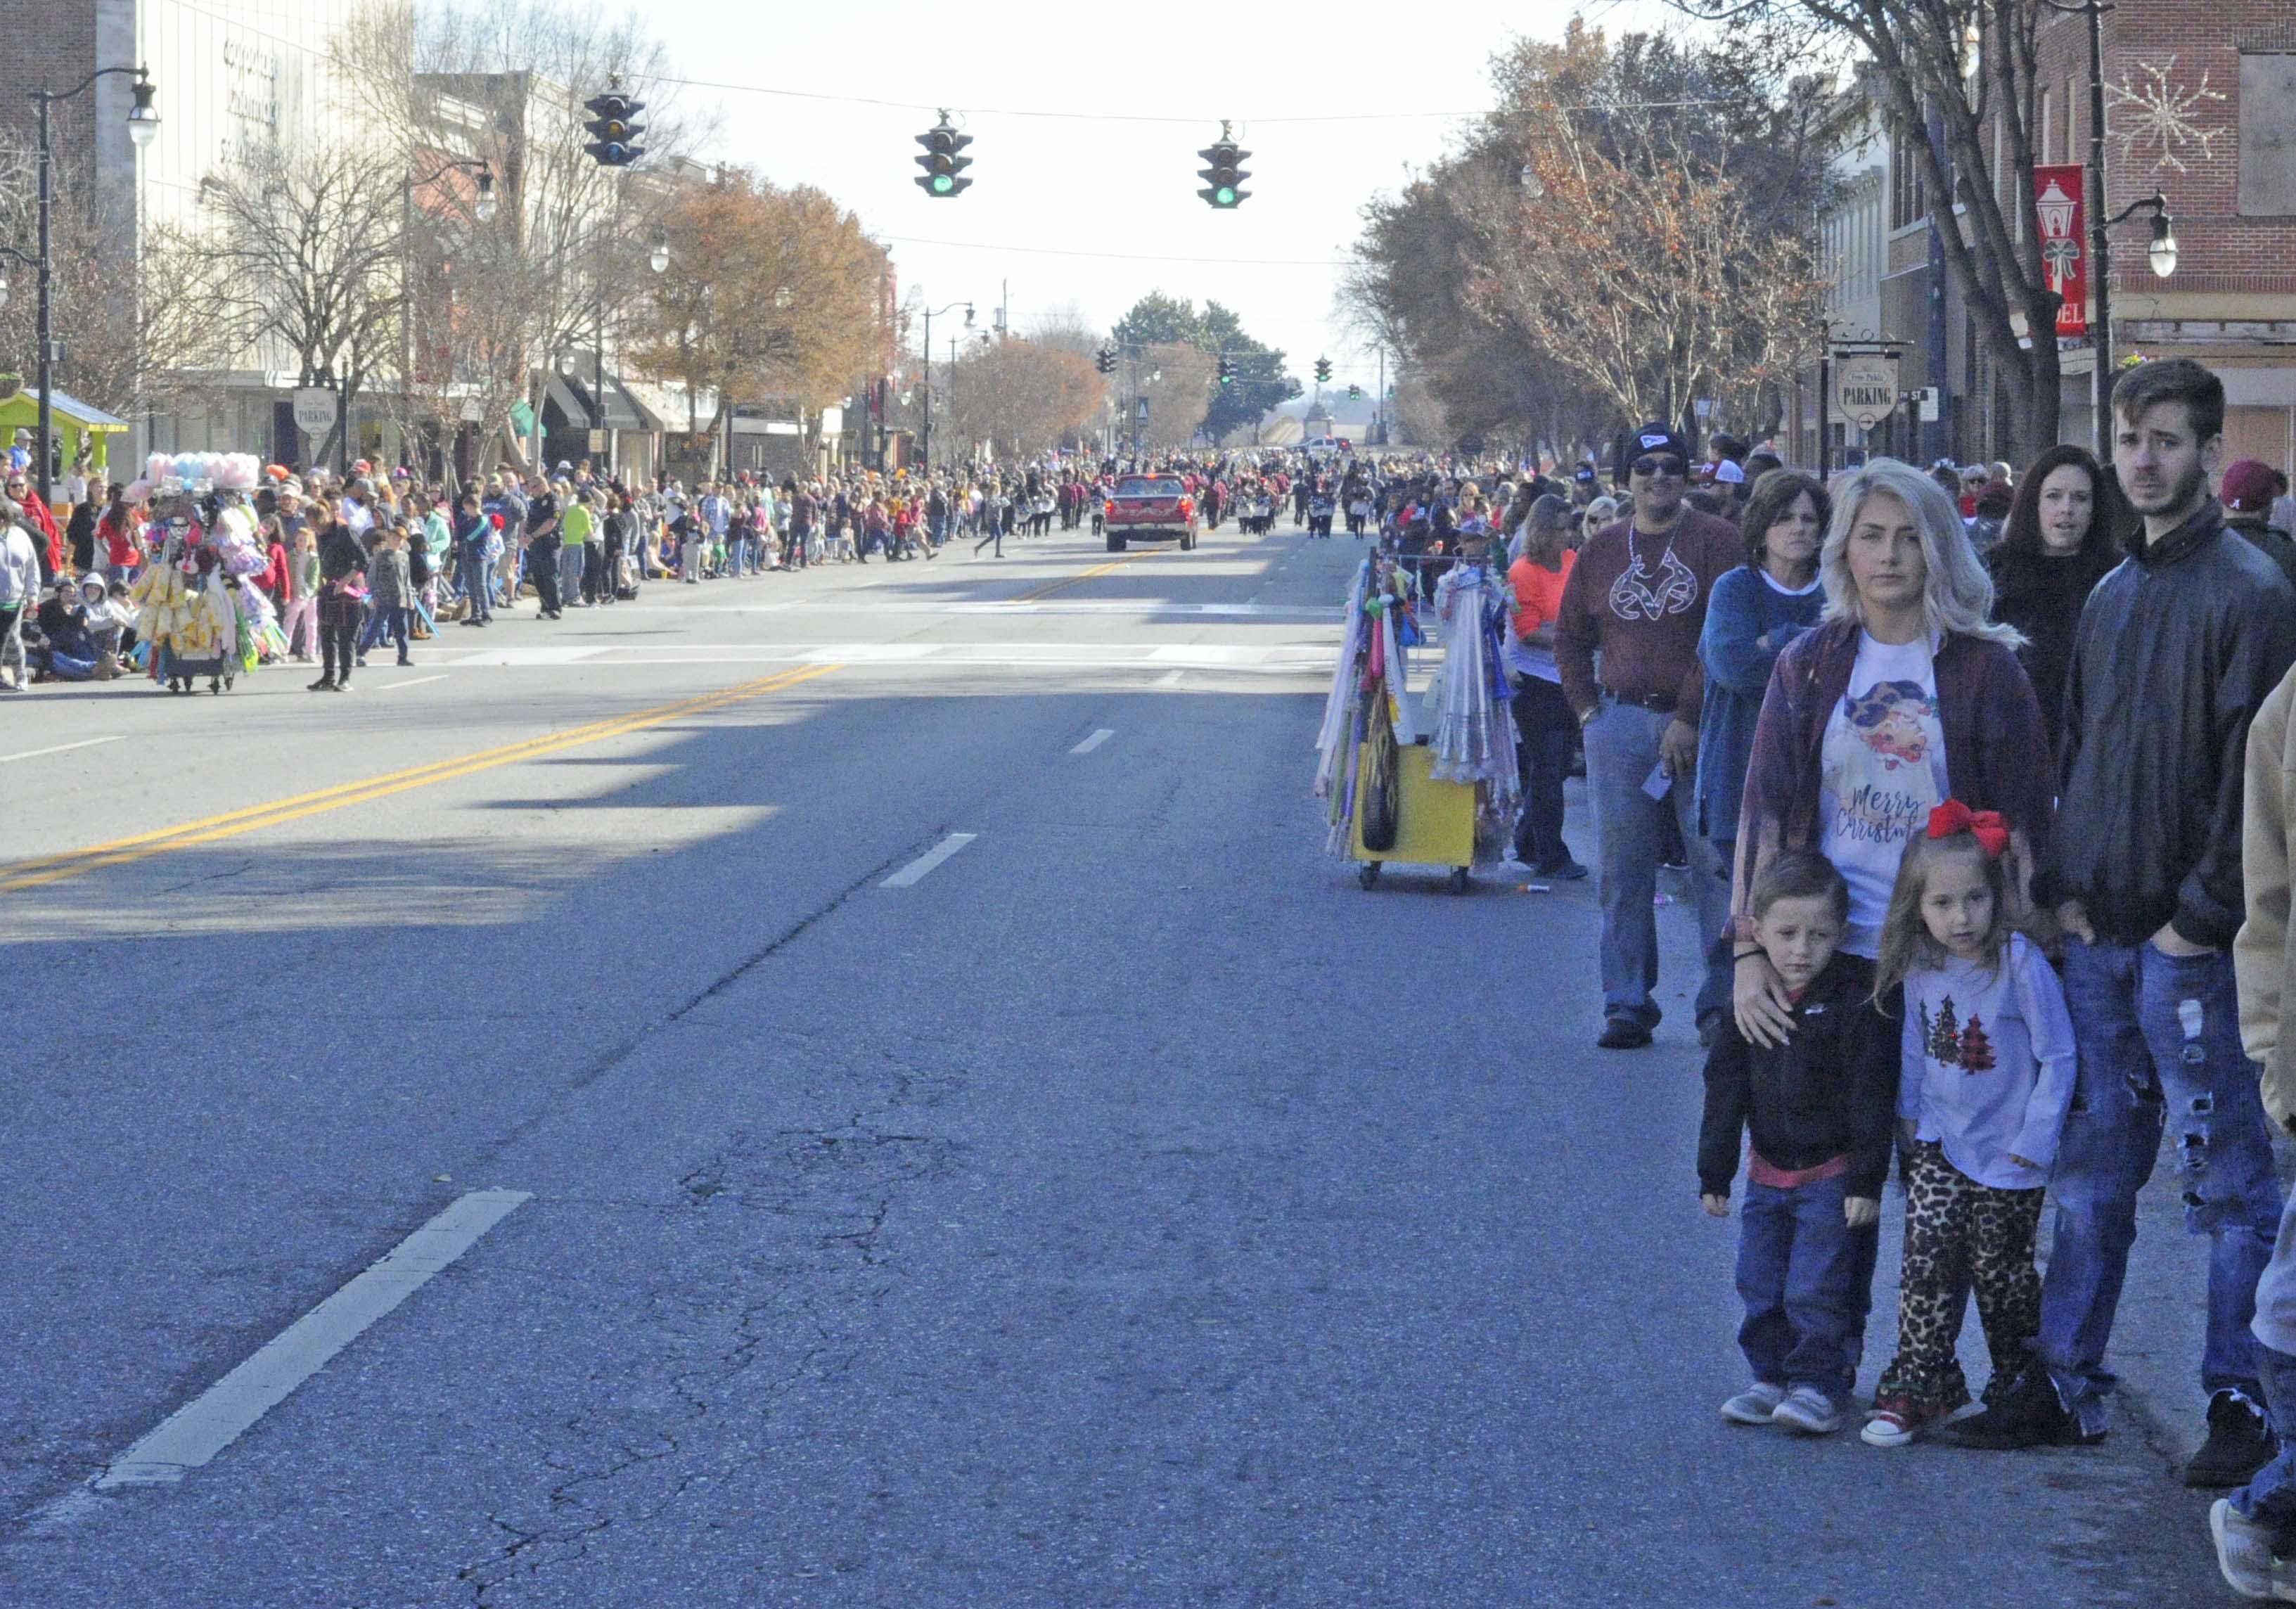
[2240,54,2296,215]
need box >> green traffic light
[932,174,954,194]
[1214,186,1236,206]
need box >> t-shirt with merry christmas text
[1821,632,1949,956]
[1898,933,2077,1191]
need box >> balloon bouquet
[124,452,289,693]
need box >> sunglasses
[1630,456,1688,480]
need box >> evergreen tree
[1958,1016,1995,1074]
[1927,997,1961,1064]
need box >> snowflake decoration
[2107,56,2228,174]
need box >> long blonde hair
[1820,458,2022,647]
[1873,829,2015,999]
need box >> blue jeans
[2039,939,2281,1429]
[1581,699,1731,1027]
[2237,1342,2296,1553]
[456,558,490,620]
[1736,1172,1878,1400]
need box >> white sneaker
[1772,1385,1843,1435]
[2212,1498,2275,1600]
[1720,1382,1786,1425]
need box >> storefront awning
[546,368,646,433]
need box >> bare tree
[413,0,693,468]
[195,136,407,466]
[1676,0,2068,459]
[0,136,233,428]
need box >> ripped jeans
[2039,938,2282,1431]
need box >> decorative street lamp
[649,229,670,275]
[22,66,158,500]
[2038,0,2181,454]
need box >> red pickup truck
[1103,475,1199,553]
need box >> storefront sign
[1833,352,1901,432]
[2035,164,2087,338]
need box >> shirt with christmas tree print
[1899,932,2077,1190]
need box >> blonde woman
[1728,457,2051,1049]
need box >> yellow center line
[0,662,842,897]
[1012,546,1163,605]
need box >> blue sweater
[1694,564,1824,842]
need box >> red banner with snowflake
[2035,165,2086,338]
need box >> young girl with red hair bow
[1861,801,2078,1447]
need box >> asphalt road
[0,515,2246,1606]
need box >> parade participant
[1701,850,1896,1437]
[1555,423,1742,1050]
[1957,360,2295,1485]
[1863,805,2075,1448]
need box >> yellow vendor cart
[1351,741,1478,893]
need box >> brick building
[1805,0,2296,475]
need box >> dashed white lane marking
[1070,729,1115,755]
[375,674,449,692]
[0,735,123,764]
[883,832,977,888]
[90,1188,532,1490]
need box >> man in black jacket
[1955,359,2296,1487]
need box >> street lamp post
[22,67,157,500]
[919,300,973,469]
[2039,0,2180,455]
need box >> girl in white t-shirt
[1861,801,2076,1448]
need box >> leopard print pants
[1875,1140,2046,1410]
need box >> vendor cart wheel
[1451,866,1472,895]
[1358,861,1380,890]
[210,678,222,694]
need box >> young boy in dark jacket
[1700,850,1899,1436]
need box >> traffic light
[1095,347,1116,375]
[914,113,973,198]
[583,86,646,167]
[1314,357,1332,384]
[1216,354,1234,387]
[1347,383,1363,400]
[1195,125,1250,209]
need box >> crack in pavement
[454,1119,955,1604]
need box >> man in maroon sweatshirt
[1556,423,1745,1049]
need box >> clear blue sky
[643,1,1676,390]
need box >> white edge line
[89,1188,532,1490]
[1069,728,1115,755]
[374,674,449,691]
[0,735,124,764]
[882,832,977,888]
